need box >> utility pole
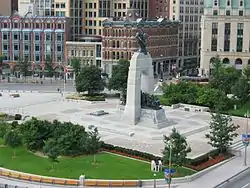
[168,140,172,188]
[244,110,249,166]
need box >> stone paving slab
[0,93,248,157]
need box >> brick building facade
[102,18,179,77]
[0,12,70,71]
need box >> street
[216,168,250,188]
[0,82,75,92]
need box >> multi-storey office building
[82,0,149,37]
[66,40,102,67]
[18,0,68,17]
[0,12,70,70]
[102,18,179,76]
[200,0,250,76]
[169,0,204,75]
[0,0,18,16]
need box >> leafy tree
[243,66,250,81]
[43,138,60,169]
[162,127,191,167]
[20,117,54,151]
[231,77,250,104]
[70,57,81,76]
[206,112,240,153]
[17,60,31,80]
[4,129,22,158]
[75,65,105,95]
[87,127,101,164]
[196,87,229,110]
[108,59,130,101]
[162,82,199,105]
[209,58,241,94]
[45,58,56,83]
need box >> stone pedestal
[120,105,169,129]
[123,52,154,125]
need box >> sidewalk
[179,148,250,188]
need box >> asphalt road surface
[0,82,75,92]
[217,169,250,188]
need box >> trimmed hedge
[85,95,105,101]
[101,143,231,170]
[101,143,162,161]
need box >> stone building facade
[0,12,70,70]
[200,0,250,76]
[102,18,179,76]
[66,40,102,67]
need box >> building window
[35,33,40,41]
[56,44,62,52]
[36,23,39,28]
[224,23,231,52]
[227,0,230,6]
[213,10,218,15]
[14,23,18,28]
[47,23,50,29]
[3,44,8,51]
[35,44,40,52]
[13,33,19,40]
[56,34,62,41]
[35,54,40,62]
[24,44,29,51]
[2,33,8,40]
[23,33,29,40]
[239,10,244,16]
[226,10,230,16]
[13,44,19,51]
[240,0,243,6]
[211,23,218,51]
[46,33,51,41]
[237,23,244,52]
[213,0,218,6]
[57,55,62,62]
[3,23,7,28]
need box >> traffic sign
[242,134,250,146]
[164,168,175,183]
[164,169,175,174]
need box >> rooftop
[103,18,180,28]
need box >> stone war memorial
[122,29,169,129]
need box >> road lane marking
[241,183,250,188]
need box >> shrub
[14,114,22,120]
[0,122,10,138]
[85,95,105,101]
[10,93,20,98]
[101,143,161,162]
[103,93,120,98]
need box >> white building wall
[200,15,250,76]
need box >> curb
[213,167,250,188]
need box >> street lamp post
[153,173,156,188]
[244,111,249,166]
[168,140,172,188]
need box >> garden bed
[101,143,234,172]
[66,94,105,101]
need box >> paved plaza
[0,92,247,158]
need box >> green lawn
[0,147,195,179]
[227,101,250,117]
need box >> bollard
[79,175,85,186]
